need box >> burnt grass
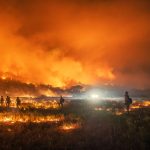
[0,100,150,150]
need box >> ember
[60,123,81,131]
[115,111,123,116]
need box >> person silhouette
[6,96,11,108]
[16,97,21,108]
[59,96,65,108]
[0,96,4,106]
[125,91,132,114]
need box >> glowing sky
[0,0,150,88]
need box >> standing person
[16,97,21,108]
[6,96,11,108]
[0,96,4,107]
[59,96,65,108]
[125,91,132,114]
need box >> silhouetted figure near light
[0,96,4,106]
[6,96,11,108]
[125,91,132,114]
[59,96,65,108]
[16,97,21,108]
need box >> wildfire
[130,100,150,110]
[29,100,60,109]
[2,99,62,110]
[94,100,150,115]
[1,76,7,80]
[60,123,81,131]
[0,113,64,124]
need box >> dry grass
[0,99,149,150]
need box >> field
[0,99,150,150]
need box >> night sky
[0,0,150,89]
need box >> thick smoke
[0,0,150,90]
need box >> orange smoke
[0,0,150,88]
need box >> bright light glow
[86,89,102,100]
[1,76,6,80]
[91,94,99,99]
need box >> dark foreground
[0,100,150,150]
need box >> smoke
[0,78,66,97]
[0,0,150,90]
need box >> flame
[32,100,60,109]
[1,76,7,80]
[130,101,150,110]
[60,123,81,131]
[1,99,63,109]
[94,100,150,115]
[0,113,64,124]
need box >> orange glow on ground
[0,113,64,124]
[60,123,81,131]
[94,100,150,115]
